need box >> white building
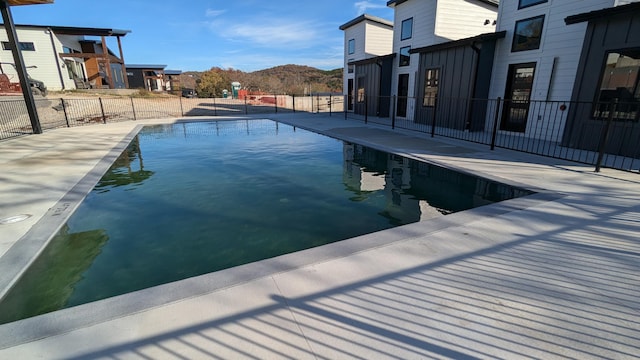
[387,0,499,119]
[0,24,130,92]
[488,0,639,139]
[339,14,393,111]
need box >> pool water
[0,120,533,323]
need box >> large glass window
[518,0,547,9]
[594,49,640,121]
[348,39,355,55]
[423,68,439,107]
[399,46,411,67]
[401,18,413,41]
[511,15,544,52]
[2,41,35,51]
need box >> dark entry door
[348,78,354,111]
[397,74,409,117]
[501,63,536,132]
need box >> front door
[501,63,536,132]
[397,74,409,117]
[347,78,354,111]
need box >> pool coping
[0,118,565,348]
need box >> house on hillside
[340,14,394,113]
[0,24,130,91]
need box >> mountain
[180,64,343,95]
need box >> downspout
[468,41,482,130]
[47,27,65,90]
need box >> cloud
[214,19,321,49]
[354,0,387,15]
[205,9,226,17]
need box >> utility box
[231,82,241,99]
[222,89,228,98]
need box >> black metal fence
[0,94,344,140]
[346,95,640,173]
[3,93,639,172]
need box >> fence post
[364,95,368,124]
[130,97,137,120]
[430,99,437,137]
[293,94,296,113]
[274,94,278,113]
[244,96,248,115]
[329,95,332,116]
[60,98,70,127]
[317,94,320,114]
[392,95,396,130]
[213,97,217,116]
[99,97,106,124]
[595,99,617,172]
[179,95,184,116]
[344,95,348,120]
[490,97,502,150]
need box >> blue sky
[10,0,394,72]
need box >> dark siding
[564,10,640,156]
[354,58,394,117]
[416,40,499,130]
[127,69,145,89]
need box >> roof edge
[410,31,506,54]
[339,14,393,30]
[565,2,640,25]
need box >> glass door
[501,63,536,132]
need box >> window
[518,0,547,9]
[512,15,544,52]
[348,39,355,55]
[2,41,35,51]
[594,49,640,121]
[399,46,411,67]
[401,18,413,40]
[423,68,439,107]
[348,59,354,74]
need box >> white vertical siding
[343,23,366,95]
[435,0,497,40]
[0,27,67,91]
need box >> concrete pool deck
[0,113,639,359]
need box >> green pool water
[0,119,533,324]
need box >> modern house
[125,64,181,92]
[386,0,499,119]
[0,24,130,91]
[339,14,393,113]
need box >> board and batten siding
[390,0,497,119]
[0,27,67,91]
[343,24,366,95]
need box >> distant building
[0,24,130,91]
[126,64,182,92]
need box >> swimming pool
[0,119,533,324]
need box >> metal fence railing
[2,93,639,172]
[0,94,345,141]
[345,95,640,173]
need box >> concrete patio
[0,112,638,359]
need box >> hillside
[180,64,342,96]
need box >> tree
[196,67,230,98]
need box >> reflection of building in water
[342,143,442,224]
[342,142,533,225]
